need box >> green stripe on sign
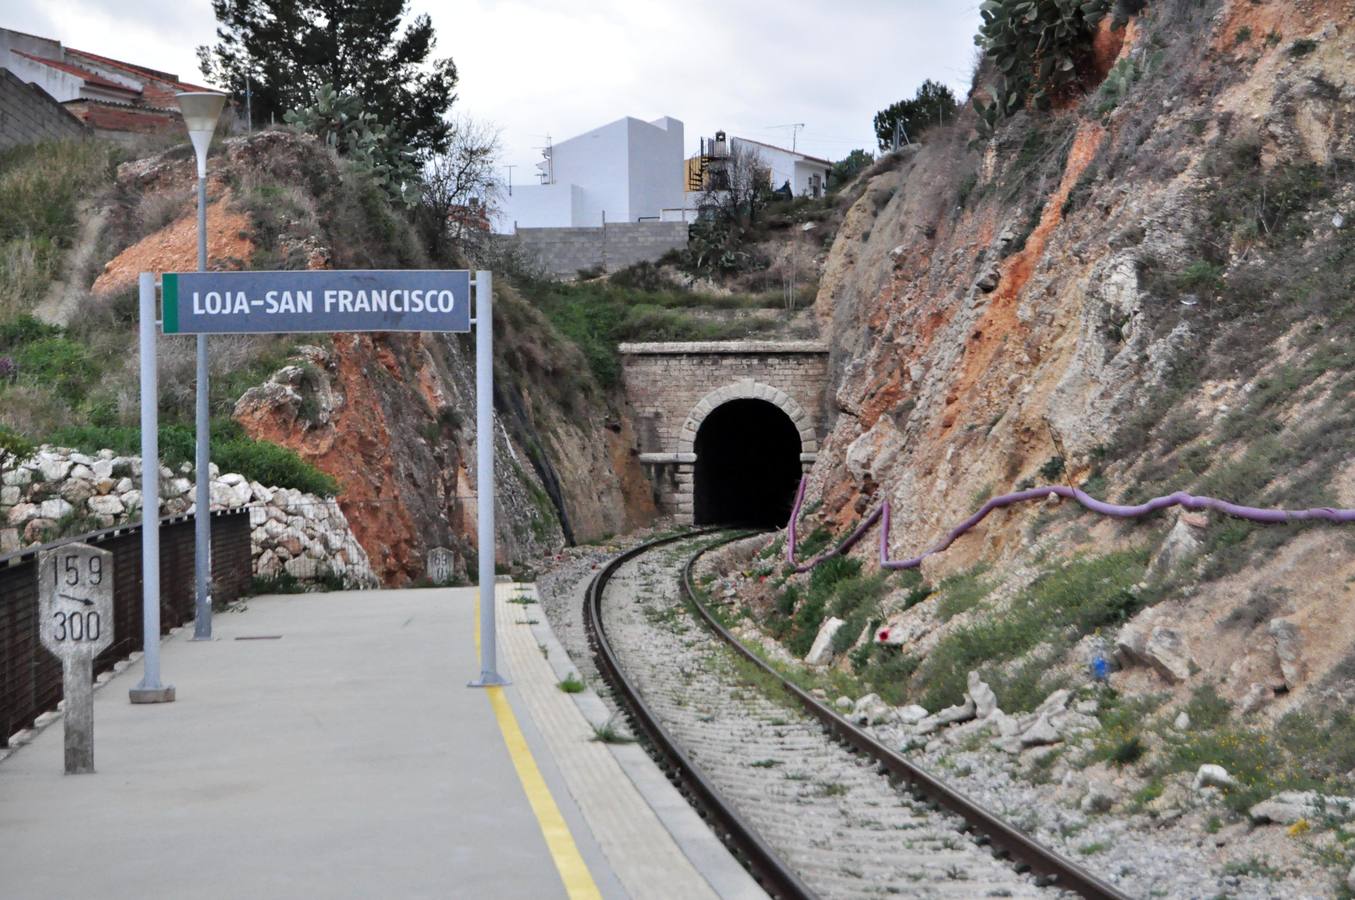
[162,273,178,333]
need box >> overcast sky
[7,1,982,174]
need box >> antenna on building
[769,123,806,152]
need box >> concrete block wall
[0,68,89,150]
[514,221,688,279]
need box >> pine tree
[872,80,959,151]
[197,0,458,154]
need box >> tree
[198,0,458,154]
[701,143,773,228]
[416,116,503,260]
[831,149,874,188]
[873,80,960,151]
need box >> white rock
[38,455,72,482]
[0,485,19,506]
[220,473,247,488]
[120,490,142,511]
[68,463,95,481]
[1021,715,1063,747]
[1238,682,1273,715]
[0,528,19,553]
[2,467,33,486]
[1192,764,1237,792]
[115,477,134,494]
[1034,689,1072,717]
[69,452,94,467]
[1268,618,1304,689]
[1174,711,1191,730]
[1249,790,1355,826]
[7,502,39,525]
[967,670,999,719]
[917,697,976,734]
[1144,627,1194,683]
[897,704,929,725]
[804,616,846,665]
[39,498,73,520]
[834,695,852,711]
[851,693,893,725]
[250,481,274,504]
[91,459,114,480]
[87,495,125,517]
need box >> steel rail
[583,529,816,900]
[680,536,1133,900]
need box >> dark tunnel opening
[693,398,803,527]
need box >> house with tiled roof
[0,27,223,144]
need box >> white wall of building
[494,115,684,233]
[731,138,832,198]
[627,116,685,221]
[496,183,581,231]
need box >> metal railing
[0,510,250,746]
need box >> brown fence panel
[0,510,250,745]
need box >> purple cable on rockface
[785,477,1355,574]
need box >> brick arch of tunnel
[681,386,815,526]
[619,341,829,525]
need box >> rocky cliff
[801,0,1355,713]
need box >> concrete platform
[0,584,760,899]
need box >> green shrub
[934,567,993,621]
[13,336,97,403]
[918,550,1148,709]
[44,421,338,496]
[0,424,34,472]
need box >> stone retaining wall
[1,447,376,588]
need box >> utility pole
[244,74,252,134]
[770,123,806,152]
[504,165,515,197]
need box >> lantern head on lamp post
[175,90,226,641]
[176,92,226,178]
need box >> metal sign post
[38,542,114,773]
[136,267,505,696]
[469,270,507,686]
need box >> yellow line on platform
[477,592,602,900]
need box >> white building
[732,137,832,199]
[685,132,834,208]
[494,115,685,233]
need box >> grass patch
[518,278,780,388]
[557,673,586,694]
[0,140,117,316]
[917,550,1149,711]
[933,566,993,622]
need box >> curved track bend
[584,531,1130,900]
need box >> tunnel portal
[693,399,803,527]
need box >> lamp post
[176,91,227,642]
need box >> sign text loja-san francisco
[161,269,471,334]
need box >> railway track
[583,531,1130,900]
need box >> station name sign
[161,269,471,334]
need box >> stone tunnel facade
[618,341,831,524]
